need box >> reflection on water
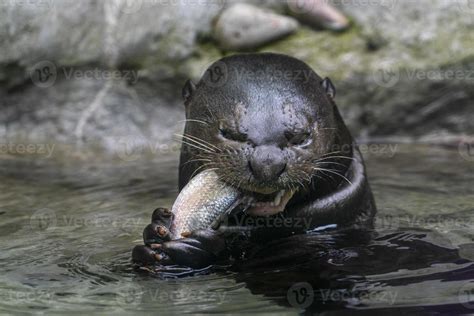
[0,144,473,314]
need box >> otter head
[179,53,353,216]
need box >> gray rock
[0,70,185,152]
[0,0,472,153]
[0,0,224,87]
[287,0,350,31]
[213,3,299,51]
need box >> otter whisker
[190,164,219,180]
[294,177,306,190]
[175,134,217,153]
[178,119,209,126]
[315,155,355,162]
[175,139,214,154]
[181,158,213,167]
[319,150,346,156]
[319,150,354,158]
[181,134,221,152]
[312,167,352,186]
[314,160,348,169]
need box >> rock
[262,0,474,141]
[0,72,185,152]
[0,0,224,87]
[286,0,350,31]
[213,3,299,51]
[0,0,472,152]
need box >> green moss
[257,26,369,80]
[180,42,224,81]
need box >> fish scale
[170,169,241,239]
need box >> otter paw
[132,207,227,269]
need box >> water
[0,144,473,314]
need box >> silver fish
[170,169,242,239]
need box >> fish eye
[285,131,312,147]
[219,126,248,142]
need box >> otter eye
[219,128,248,142]
[285,131,312,147]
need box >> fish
[170,169,242,239]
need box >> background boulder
[0,0,472,153]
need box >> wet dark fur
[178,53,376,229]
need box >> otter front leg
[132,208,227,269]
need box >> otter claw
[132,245,158,265]
[151,207,174,225]
[156,225,170,238]
[134,206,228,269]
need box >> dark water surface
[0,144,473,315]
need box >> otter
[132,53,376,268]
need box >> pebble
[287,0,350,31]
[213,3,299,51]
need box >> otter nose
[249,146,286,182]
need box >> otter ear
[321,77,336,99]
[182,79,196,103]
